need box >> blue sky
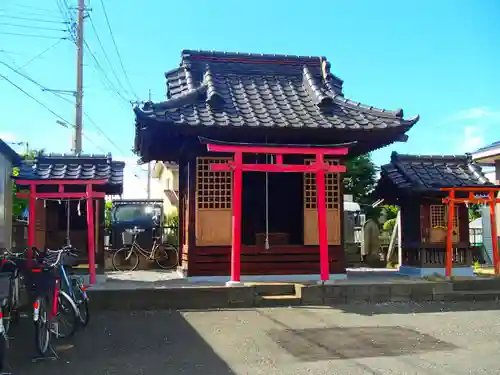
[1,0,499,195]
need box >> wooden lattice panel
[304,159,340,209]
[196,157,232,209]
[303,158,341,245]
[429,204,459,243]
[430,204,458,228]
[196,157,232,246]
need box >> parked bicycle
[23,248,78,356]
[0,272,11,374]
[112,226,178,271]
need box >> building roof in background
[13,153,125,194]
[378,151,493,193]
[0,138,21,165]
[471,140,500,165]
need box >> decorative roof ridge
[181,49,326,66]
[302,65,334,108]
[391,152,470,163]
[203,64,225,107]
[145,85,207,112]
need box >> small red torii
[441,186,500,277]
[200,137,353,284]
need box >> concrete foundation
[399,265,475,278]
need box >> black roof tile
[14,153,125,194]
[0,138,21,164]
[379,151,493,191]
[135,49,419,131]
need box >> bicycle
[111,226,178,271]
[24,248,78,357]
[0,248,25,335]
[0,273,12,374]
[54,245,90,327]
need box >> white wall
[0,153,13,248]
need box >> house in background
[151,161,179,216]
[0,138,21,248]
[471,141,500,264]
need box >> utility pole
[146,89,152,199]
[74,0,85,154]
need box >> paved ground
[7,301,500,374]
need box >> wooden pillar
[489,191,499,275]
[86,185,96,284]
[445,190,455,277]
[27,184,36,264]
[315,153,329,281]
[229,151,243,284]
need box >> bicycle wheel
[112,247,140,271]
[33,297,51,356]
[154,245,179,270]
[0,331,6,374]
[72,279,89,327]
[53,291,78,339]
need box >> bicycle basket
[0,273,10,300]
[23,268,56,295]
[122,231,133,246]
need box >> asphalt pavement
[6,301,500,375]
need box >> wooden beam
[315,153,329,281]
[210,163,346,173]
[206,143,349,156]
[489,191,499,275]
[15,179,108,185]
[17,192,106,199]
[440,187,500,192]
[229,151,243,283]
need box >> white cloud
[0,132,18,143]
[460,126,485,153]
[453,107,500,121]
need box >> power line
[6,3,57,13]
[99,0,139,100]
[0,31,67,39]
[16,39,66,71]
[0,73,72,124]
[0,9,65,21]
[0,21,67,32]
[0,14,69,24]
[87,14,129,97]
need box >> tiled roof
[14,154,125,194]
[474,141,500,153]
[379,152,492,191]
[0,138,21,164]
[134,50,419,131]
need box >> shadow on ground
[5,310,235,375]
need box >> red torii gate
[441,186,500,277]
[16,179,106,285]
[200,138,353,284]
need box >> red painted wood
[489,191,500,275]
[86,184,96,284]
[230,151,243,282]
[315,153,329,281]
[276,154,283,164]
[194,255,340,263]
[441,187,500,192]
[58,184,64,193]
[15,179,108,185]
[445,191,455,277]
[17,192,105,199]
[27,184,36,265]
[210,163,346,173]
[206,143,349,156]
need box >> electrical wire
[88,14,130,97]
[0,31,67,39]
[0,14,69,24]
[0,22,67,32]
[99,0,139,100]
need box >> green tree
[12,149,44,217]
[343,154,380,220]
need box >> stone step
[257,295,302,307]
[452,279,500,291]
[247,283,297,297]
[443,290,500,302]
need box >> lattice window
[196,157,232,209]
[430,204,458,228]
[304,159,340,209]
